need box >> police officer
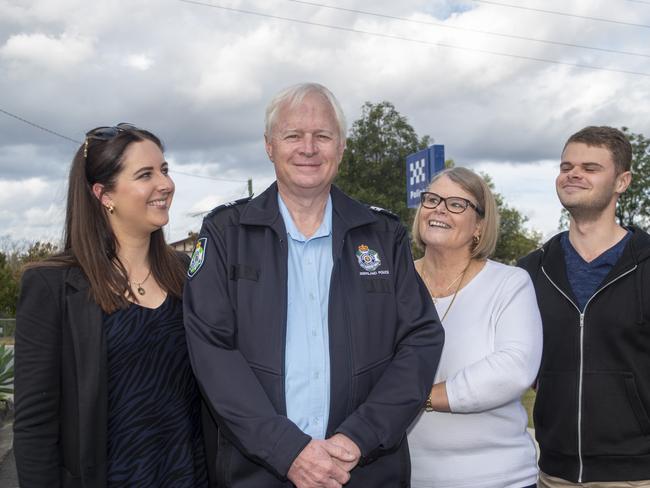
[184,82,444,488]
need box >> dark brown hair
[31,127,186,313]
[563,126,632,174]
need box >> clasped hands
[287,433,361,488]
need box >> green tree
[21,241,59,264]
[335,101,540,263]
[0,241,58,319]
[0,252,18,317]
[335,101,430,224]
[616,128,650,229]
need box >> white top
[408,260,542,488]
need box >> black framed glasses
[420,191,484,217]
[84,123,140,157]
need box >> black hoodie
[518,226,650,483]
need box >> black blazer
[15,265,108,488]
[13,254,216,488]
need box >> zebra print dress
[104,295,208,487]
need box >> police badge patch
[356,244,381,272]
[188,237,207,278]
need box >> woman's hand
[428,382,451,412]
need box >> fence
[0,319,16,338]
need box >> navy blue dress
[104,295,207,487]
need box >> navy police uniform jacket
[183,183,444,487]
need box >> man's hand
[326,433,361,473]
[287,439,355,488]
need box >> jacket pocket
[533,371,578,455]
[363,278,391,294]
[230,263,260,281]
[351,354,392,407]
[216,431,232,488]
[582,371,650,456]
[248,363,284,411]
[60,466,82,488]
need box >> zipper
[337,238,355,419]
[541,264,636,482]
[278,236,289,416]
[577,312,584,483]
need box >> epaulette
[367,205,399,220]
[206,196,253,219]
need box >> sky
[1,0,649,249]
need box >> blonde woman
[408,167,542,488]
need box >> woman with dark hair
[14,124,208,487]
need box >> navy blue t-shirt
[561,230,631,311]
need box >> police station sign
[406,145,445,208]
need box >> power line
[287,0,650,58]
[170,169,248,183]
[188,185,251,217]
[474,0,650,29]
[0,107,252,184]
[0,107,82,144]
[178,0,650,77]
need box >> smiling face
[556,142,630,220]
[418,175,482,255]
[98,139,174,240]
[265,91,345,199]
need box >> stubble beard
[560,188,616,224]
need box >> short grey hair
[265,82,347,142]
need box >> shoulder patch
[367,205,399,220]
[206,195,252,219]
[188,237,207,278]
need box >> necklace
[420,263,465,304]
[420,261,471,322]
[132,269,152,296]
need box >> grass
[0,337,14,346]
[522,388,536,428]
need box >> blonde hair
[411,167,499,260]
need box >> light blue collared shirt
[278,193,333,439]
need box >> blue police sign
[406,144,445,208]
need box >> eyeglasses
[420,191,484,217]
[84,123,140,157]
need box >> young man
[184,83,444,488]
[519,126,650,486]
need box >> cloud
[1,0,649,244]
[0,33,94,70]
[125,53,154,71]
[0,177,66,243]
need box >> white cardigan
[408,260,542,488]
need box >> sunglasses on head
[83,123,140,157]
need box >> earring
[105,203,115,214]
[472,234,480,246]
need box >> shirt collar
[278,193,333,242]
[561,230,630,267]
